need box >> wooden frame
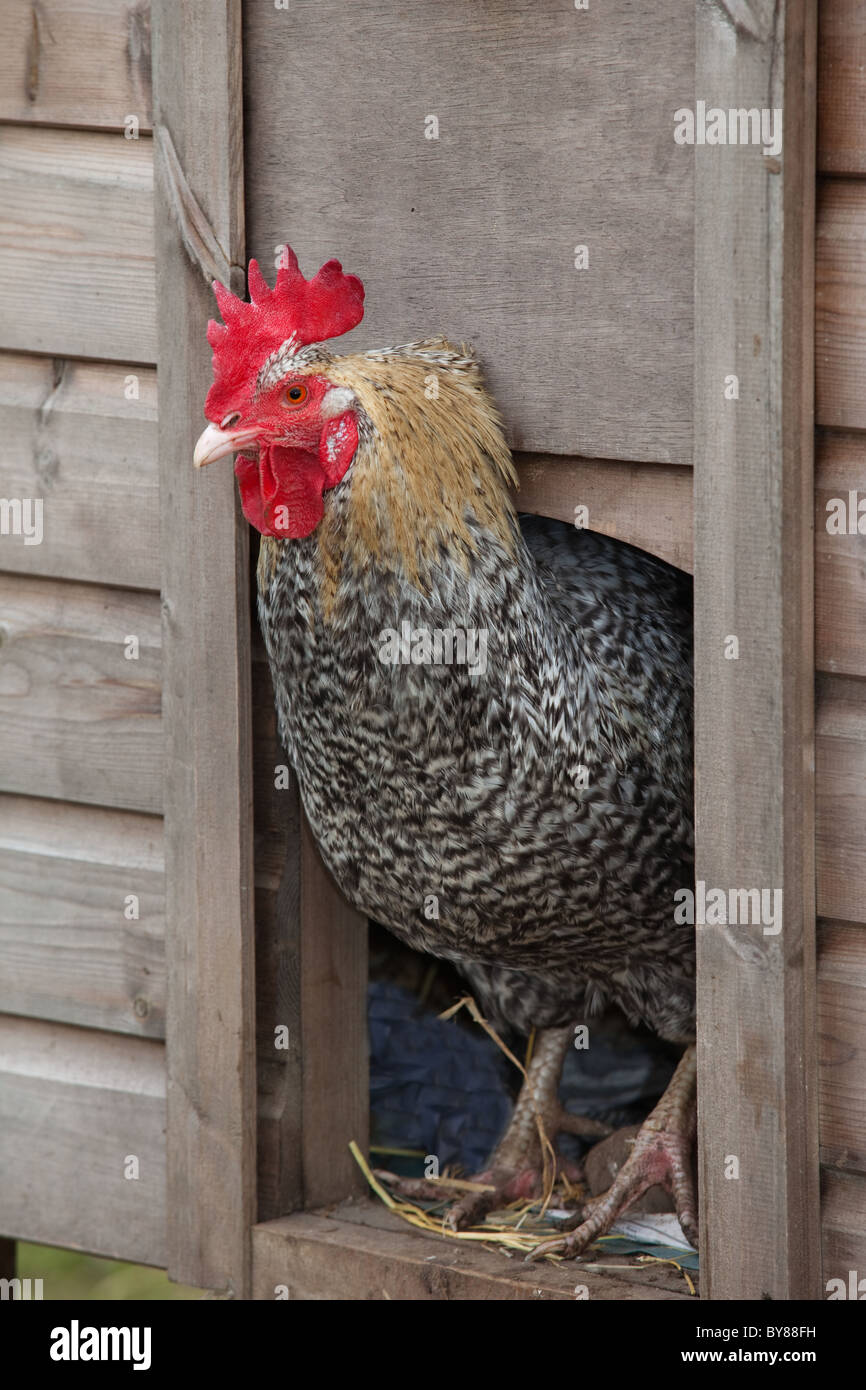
[694,0,820,1299]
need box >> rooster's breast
[258,515,695,1040]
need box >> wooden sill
[251,1200,695,1301]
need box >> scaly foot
[375,1023,610,1227]
[526,1044,697,1261]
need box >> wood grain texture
[300,815,368,1209]
[153,0,254,1295]
[0,126,156,363]
[818,921,866,1175]
[515,454,694,573]
[252,1207,693,1301]
[816,180,866,431]
[0,1015,166,1266]
[816,676,866,925]
[0,794,164,1037]
[0,0,152,130]
[822,1168,866,1282]
[252,635,367,1218]
[694,0,820,1300]
[0,354,159,590]
[0,576,161,814]
[815,429,866,677]
[243,0,693,463]
[254,642,369,1217]
[253,645,303,1221]
[818,0,866,174]
[253,643,366,1220]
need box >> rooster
[194,249,697,1258]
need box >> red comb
[205,248,365,421]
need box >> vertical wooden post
[299,816,368,1208]
[695,0,820,1298]
[252,681,367,1222]
[152,0,255,1294]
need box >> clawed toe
[526,1046,698,1262]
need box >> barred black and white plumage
[255,342,695,1049]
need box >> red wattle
[236,445,326,538]
[234,454,267,532]
[235,420,358,539]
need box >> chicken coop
[0,0,863,1303]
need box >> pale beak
[193,422,259,468]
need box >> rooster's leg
[441,1023,610,1229]
[526,1043,698,1261]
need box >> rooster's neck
[259,339,521,613]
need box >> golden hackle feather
[258,338,519,611]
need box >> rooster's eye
[282,383,308,407]
[220,412,241,429]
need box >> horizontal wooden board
[815,429,866,677]
[816,677,866,926]
[252,1206,692,1301]
[515,455,693,573]
[822,1168,866,1284]
[0,576,162,813]
[818,921,866,1178]
[0,354,159,589]
[0,126,156,362]
[818,0,866,173]
[0,1015,166,1264]
[244,0,693,463]
[0,794,164,1037]
[819,921,866,1175]
[0,0,152,130]
[816,180,866,431]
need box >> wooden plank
[818,921,866,1174]
[0,354,159,590]
[252,1209,693,1301]
[243,0,693,463]
[0,794,164,1037]
[0,126,155,362]
[152,0,255,1295]
[253,648,303,1221]
[818,0,866,174]
[0,0,152,131]
[0,1016,166,1266]
[300,816,368,1209]
[815,429,866,677]
[330,1198,695,1297]
[816,180,866,431]
[0,576,161,814]
[252,645,367,1218]
[515,455,694,573]
[822,1168,866,1284]
[694,0,820,1300]
[816,677,866,925]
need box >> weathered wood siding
[0,1017,166,1267]
[0,0,152,130]
[0,5,165,1264]
[243,0,693,465]
[816,0,866,1290]
[1,0,862,1303]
